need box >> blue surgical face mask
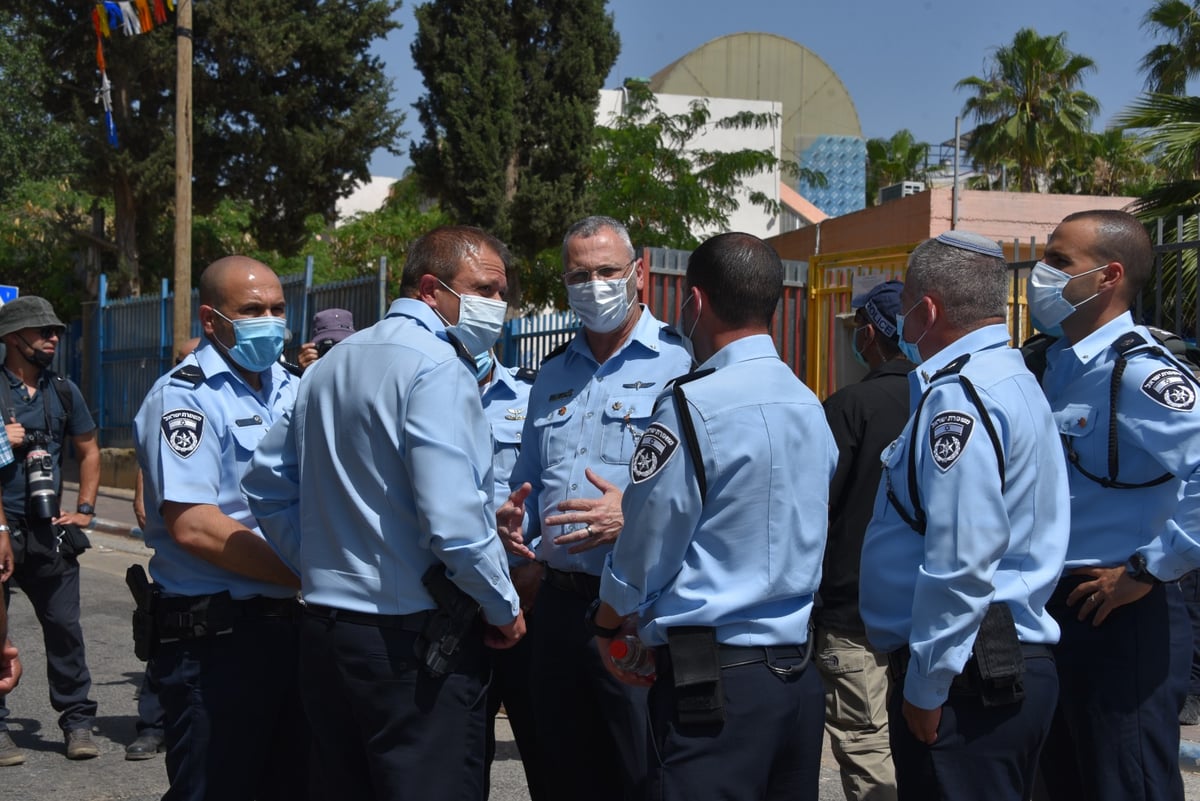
[895,297,928,365]
[211,308,287,373]
[851,325,869,368]
[567,264,637,333]
[1028,260,1106,335]
[473,349,495,383]
[437,279,508,357]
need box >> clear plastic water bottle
[609,635,655,676]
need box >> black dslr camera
[316,338,337,358]
[24,430,58,519]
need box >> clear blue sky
[368,0,1163,177]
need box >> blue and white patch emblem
[161,409,205,458]
[929,411,974,471]
[1141,368,1196,411]
[631,423,679,483]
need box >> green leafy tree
[1141,0,1200,95]
[6,0,403,297]
[0,10,84,204]
[956,28,1099,192]
[1119,93,1200,218]
[1048,128,1158,196]
[587,80,817,257]
[865,129,929,206]
[411,0,619,310]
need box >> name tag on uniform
[235,415,264,427]
[549,390,573,402]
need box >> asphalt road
[3,528,1196,800]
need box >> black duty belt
[303,603,431,632]
[716,644,808,669]
[543,565,601,600]
[157,593,301,641]
[887,643,1051,688]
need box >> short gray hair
[905,237,1008,329]
[561,216,635,267]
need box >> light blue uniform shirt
[133,340,296,599]
[481,364,535,510]
[1043,312,1200,579]
[600,335,837,647]
[860,325,1070,710]
[510,307,692,576]
[242,299,519,625]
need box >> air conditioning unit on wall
[877,181,926,205]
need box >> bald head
[198,256,281,309]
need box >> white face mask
[436,279,508,357]
[1027,261,1106,334]
[566,268,637,333]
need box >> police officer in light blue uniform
[497,215,692,801]
[1033,210,1200,801]
[242,226,524,801]
[591,232,836,801]
[477,353,545,801]
[132,256,306,801]
[859,232,1069,801]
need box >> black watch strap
[77,503,95,516]
[1127,552,1160,585]
[584,598,622,638]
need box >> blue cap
[851,280,903,340]
[935,230,1004,258]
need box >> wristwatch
[1126,552,1160,585]
[77,503,95,517]
[584,598,622,639]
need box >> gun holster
[414,564,481,678]
[125,564,160,661]
[968,602,1025,707]
[667,626,724,726]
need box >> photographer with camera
[296,308,355,371]
[0,296,101,765]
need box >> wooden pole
[172,0,194,360]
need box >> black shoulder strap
[1019,333,1058,385]
[886,354,1006,535]
[170,364,206,387]
[1062,330,1181,490]
[516,367,538,383]
[542,340,570,364]
[669,368,715,504]
[279,358,304,377]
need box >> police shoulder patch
[630,422,680,483]
[928,410,974,471]
[1141,368,1196,411]
[161,408,205,458]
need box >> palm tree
[956,28,1099,192]
[1049,128,1157,196]
[865,129,929,205]
[1141,0,1200,95]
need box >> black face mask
[16,335,54,369]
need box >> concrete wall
[597,89,782,241]
[768,187,1138,262]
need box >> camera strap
[0,367,71,454]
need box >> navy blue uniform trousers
[157,612,309,801]
[0,551,96,734]
[890,652,1057,801]
[1039,578,1189,801]
[299,609,489,801]
[647,647,825,801]
[530,581,649,801]
[486,631,545,801]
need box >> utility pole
[172,0,194,360]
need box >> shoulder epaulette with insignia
[280,359,304,378]
[516,367,538,383]
[930,354,970,382]
[542,341,570,364]
[170,364,205,387]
